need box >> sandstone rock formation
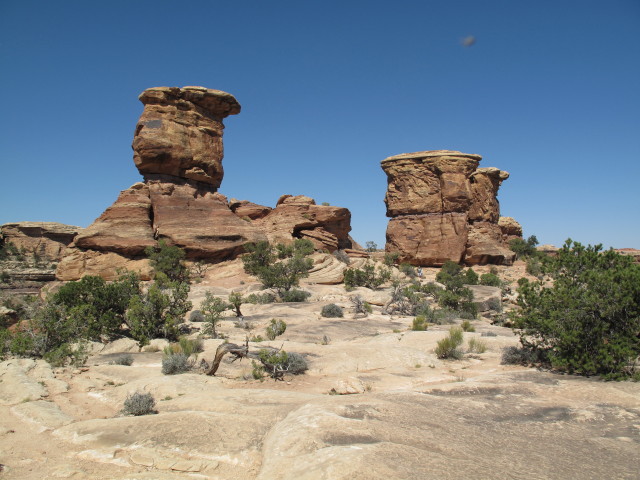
[133,86,241,188]
[1,222,80,262]
[382,150,517,266]
[57,87,352,280]
[498,216,523,244]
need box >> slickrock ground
[2,261,639,479]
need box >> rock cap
[139,86,241,117]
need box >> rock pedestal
[382,150,517,266]
[57,87,352,280]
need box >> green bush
[122,392,156,416]
[501,345,546,366]
[435,327,464,359]
[399,263,416,278]
[321,303,344,318]
[280,289,311,303]
[126,275,191,346]
[467,337,487,354]
[343,263,391,290]
[412,315,428,331]
[161,352,191,375]
[509,235,539,259]
[464,268,479,285]
[461,320,475,332]
[245,292,277,304]
[189,310,205,322]
[242,239,314,297]
[266,318,287,340]
[512,239,640,379]
[479,272,502,287]
[145,240,189,283]
[383,252,400,266]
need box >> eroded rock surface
[133,86,240,187]
[1,222,80,262]
[57,87,353,280]
[382,150,518,266]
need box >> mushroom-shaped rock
[133,86,241,187]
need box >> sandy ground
[1,260,639,479]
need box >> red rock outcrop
[382,150,516,266]
[1,222,81,262]
[133,86,240,188]
[57,87,352,280]
[498,216,523,244]
[235,195,352,252]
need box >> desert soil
[1,260,639,479]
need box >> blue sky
[1,0,639,249]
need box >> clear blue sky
[1,0,639,249]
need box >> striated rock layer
[1,222,81,262]
[57,87,352,280]
[382,150,518,266]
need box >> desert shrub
[280,289,311,303]
[228,292,244,317]
[461,320,475,332]
[189,310,205,322]
[334,250,351,265]
[145,240,189,283]
[399,263,416,278]
[383,252,400,266]
[285,352,308,374]
[43,342,88,367]
[251,360,265,379]
[178,336,203,356]
[161,352,191,375]
[525,256,544,278]
[435,327,464,359]
[344,263,391,290]
[511,240,640,379]
[321,303,344,318]
[350,295,372,317]
[111,354,134,366]
[242,239,314,297]
[266,318,287,340]
[122,392,156,416]
[126,275,191,346]
[501,345,546,366]
[0,271,10,284]
[467,337,487,353]
[480,272,502,287]
[245,292,277,304]
[190,260,210,281]
[509,235,539,259]
[250,335,265,342]
[412,315,428,331]
[49,272,140,341]
[200,292,229,339]
[481,331,498,337]
[464,268,479,285]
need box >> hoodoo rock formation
[57,87,352,281]
[382,150,518,266]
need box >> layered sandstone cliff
[57,87,352,280]
[382,150,517,266]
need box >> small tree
[512,239,640,379]
[228,292,244,317]
[242,239,314,298]
[509,235,539,259]
[365,241,378,252]
[200,292,230,339]
[343,263,391,290]
[145,240,189,283]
